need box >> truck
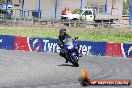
[61,8,119,27]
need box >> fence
[0,8,125,28]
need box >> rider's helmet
[59,28,66,37]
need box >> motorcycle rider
[58,28,71,63]
[57,28,80,63]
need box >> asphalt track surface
[0,50,132,88]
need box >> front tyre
[72,56,79,67]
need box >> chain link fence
[0,8,129,29]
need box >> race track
[0,50,132,88]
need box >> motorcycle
[63,37,81,67]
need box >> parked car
[0,4,12,14]
[0,4,12,19]
[61,8,118,27]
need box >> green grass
[0,27,132,43]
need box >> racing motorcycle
[63,37,81,67]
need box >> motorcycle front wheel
[72,56,79,67]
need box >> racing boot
[65,60,68,63]
[64,56,69,63]
[65,54,72,63]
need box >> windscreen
[82,10,92,15]
[64,38,74,46]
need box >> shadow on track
[58,64,73,67]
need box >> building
[12,0,123,20]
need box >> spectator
[62,8,71,15]
[62,8,67,15]
[66,9,71,15]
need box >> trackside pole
[37,0,41,25]
[5,0,8,19]
[80,0,83,15]
[105,0,108,14]
[21,0,24,18]
[54,0,58,20]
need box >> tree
[0,0,5,3]
[0,0,12,4]
[123,0,130,15]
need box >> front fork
[71,52,79,61]
[65,50,79,63]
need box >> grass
[0,27,132,43]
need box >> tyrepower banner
[15,37,60,52]
[28,38,60,52]
[105,42,123,57]
[14,37,60,52]
[28,38,106,56]
[1,35,132,58]
[121,43,132,58]
[14,36,30,51]
[0,35,15,50]
[40,38,60,53]
[78,41,106,56]
[105,42,132,58]
[28,38,44,52]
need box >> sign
[0,35,15,50]
[28,38,106,56]
[122,43,132,58]
[28,38,42,52]
[2,35,132,59]
[0,39,2,42]
[105,42,123,57]
[29,38,106,56]
[28,38,60,53]
[41,38,60,53]
[78,41,106,56]
[14,36,30,51]
[79,67,131,86]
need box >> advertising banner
[29,38,105,56]
[27,38,60,53]
[78,40,106,56]
[105,42,123,57]
[3,35,132,58]
[0,35,15,50]
[28,38,43,52]
[28,38,106,56]
[41,38,59,52]
[122,43,132,58]
[14,36,30,51]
